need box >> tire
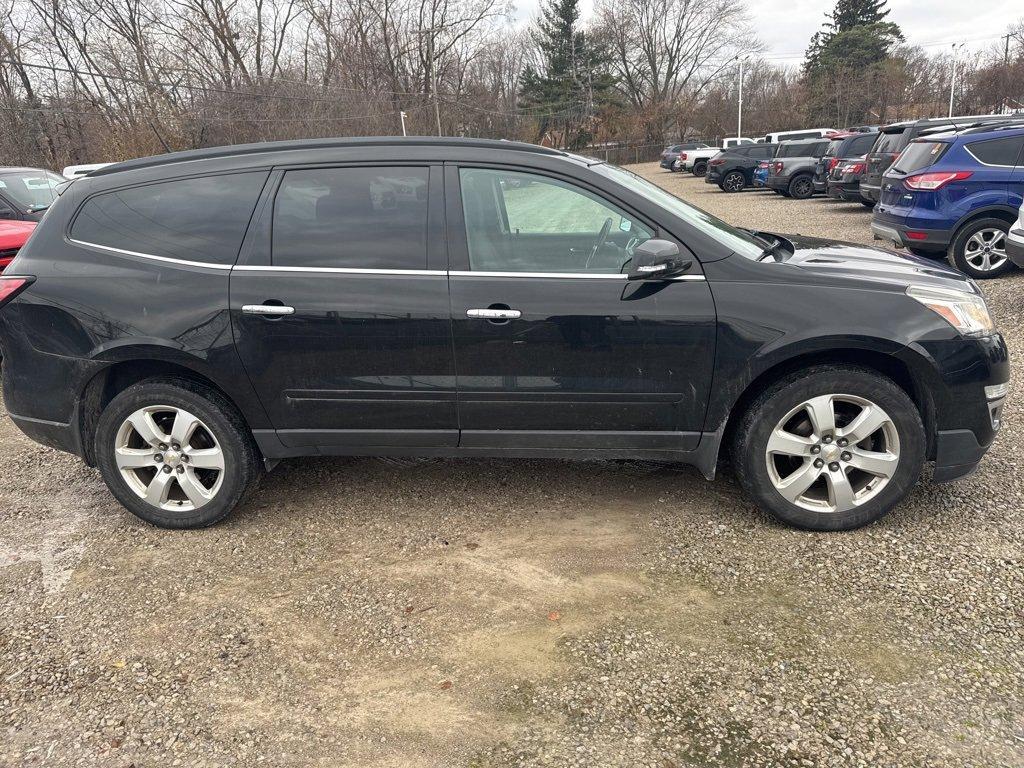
[861,200,875,209]
[95,377,262,528]
[668,164,678,173]
[948,217,1015,279]
[721,170,745,193]
[732,365,925,531]
[692,161,708,177]
[788,174,814,200]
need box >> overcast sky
[509,0,1019,63]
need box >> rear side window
[892,141,949,174]
[872,130,908,155]
[967,135,1024,166]
[778,143,814,158]
[71,172,268,265]
[272,167,428,270]
[845,133,877,156]
[824,139,843,157]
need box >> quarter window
[71,172,268,265]
[967,136,1024,166]
[459,168,654,274]
[272,167,429,269]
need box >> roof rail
[90,136,566,177]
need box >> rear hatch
[878,140,952,213]
[863,128,908,189]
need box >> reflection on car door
[231,164,458,449]
[446,165,717,453]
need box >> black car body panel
[814,133,877,193]
[0,137,1008,487]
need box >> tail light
[679,153,687,160]
[772,161,784,174]
[903,171,973,191]
[0,276,33,307]
[758,162,769,168]
[709,158,725,166]
[827,157,840,171]
[845,162,866,174]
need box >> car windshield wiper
[746,229,790,261]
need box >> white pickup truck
[675,137,754,176]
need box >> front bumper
[1007,227,1024,267]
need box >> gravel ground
[1,165,1022,768]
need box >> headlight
[906,285,995,337]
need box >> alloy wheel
[723,172,744,192]
[791,177,813,198]
[115,405,225,511]
[765,394,900,514]
[963,228,1007,273]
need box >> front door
[231,164,457,449]
[446,165,716,452]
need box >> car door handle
[242,303,295,316]
[467,308,521,320]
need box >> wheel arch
[952,206,1018,235]
[708,346,937,477]
[77,356,258,467]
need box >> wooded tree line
[0,0,1022,169]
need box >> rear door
[445,165,716,453]
[231,164,458,450]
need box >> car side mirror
[627,239,692,280]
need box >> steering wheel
[585,218,614,270]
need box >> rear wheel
[95,378,261,528]
[721,170,745,192]
[861,200,875,209]
[732,366,925,531]
[692,161,708,177]
[948,217,1014,279]
[788,175,814,199]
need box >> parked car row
[683,115,1024,281]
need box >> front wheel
[732,366,925,531]
[95,378,262,528]
[948,217,1014,279]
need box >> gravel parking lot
[2,165,1022,768]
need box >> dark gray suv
[765,139,831,199]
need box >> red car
[0,220,35,272]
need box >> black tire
[788,174,814,199]
[721,170,745,192]
[692,161,708,177]
[94,377,262,529]
[861,200,875,209]
[731,365,925,531]
[948,217,1015,279]
[668,164,678,173]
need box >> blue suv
[870,123,1024,279]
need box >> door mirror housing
[627,239,692,280]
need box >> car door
[445,164,716,452]
[231,164,458,449]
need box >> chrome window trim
[450,270,706,281]
[963,142,1021,168]
[233,265,444,276]
[67,238,233,270]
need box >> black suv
[0,138,1008,531]
[860,115,1024,205]
[705,144,778,192]
[813,133,878,197]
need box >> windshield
[892,141,949,174]
[0,170,64,211]
[872,130,907,155]
[593,163,763,259]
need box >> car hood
[773,233,974,291]
[0,220,36,250]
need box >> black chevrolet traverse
[0,138,1009,531]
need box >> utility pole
[948,42,964,118]
[736,55,750,139]
[399,110,407,136]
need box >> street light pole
[736,55,750,139]
[400,110,407,136]
[948,42,963,118]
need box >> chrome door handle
[242,304,295,315]
[467,308,521,320]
